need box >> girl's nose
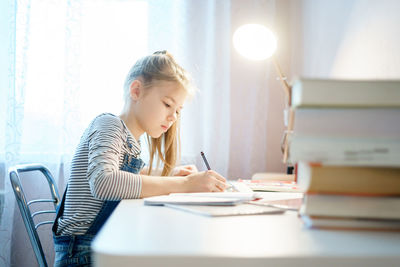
[167,111,177,122]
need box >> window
[13,0,148,161]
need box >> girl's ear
[129,80,142,101]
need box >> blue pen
[200,151,237,192]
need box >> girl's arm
[140,166,155,175]
[139,170,227,198]
[140,164,198,176]
[86,115,227,200]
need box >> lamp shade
[233,24,277,61]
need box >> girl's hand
[183,170,228,192]
[173,164,198,176]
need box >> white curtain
[146,0,284,178]
[0,0,282,266]
[147,0,233,175]
[0,1,16,265]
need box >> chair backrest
[9,164,61,267]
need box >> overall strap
[86,155,145,235]
[52,185,68,235]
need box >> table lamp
[233,24,294,173]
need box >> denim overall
[52,147,144,267]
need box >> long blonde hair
[124,51,195,176]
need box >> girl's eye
[164,102,171,108]
[176,110,180,115]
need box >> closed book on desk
[237,179,302,192]
[301,215,400,231]
[297,162,400,195]
[289,136,400,167]
[291,78,400,108]
[293,108,400,138]
[300,194,400,219]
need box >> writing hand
[172,164,198,176]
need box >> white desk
[92,194,400,267]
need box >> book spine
[297,162,400,195]
[300,215,400,231]
[300,194,400,219]
[293,108,400,138]
[289,137,400,167]
[291,79,400,108]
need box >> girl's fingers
[186,165,198,172]
[176,169,192,176]
[206,170,227,183]
[180,165,198,174]
[185,170,228,192]
[174,165,199,176]
[214,181,226,192]
[211,177,228,191]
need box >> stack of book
[288,78,400,230]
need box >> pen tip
[200,151,204,156]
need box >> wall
[229,0,289,177]
[290,0,400,79]
[249,0,400,173]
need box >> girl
[52,51,228,267]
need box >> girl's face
[134,81,187,138]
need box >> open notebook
[165,203,285,217]
[143,195,245,206]
[144,192,260,206]
[143,191,285,216]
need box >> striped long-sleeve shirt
[56,113,143,236]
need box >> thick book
[300,194,400,219]
[293,108,400,138]
[289,136,400,167]
[301,215,400,231]
[291,78,400,108]
[297,162,400,195]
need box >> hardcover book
[301,215,400,231]
[291,78,400,108]
[297,162,400,195]
[293,108,400,138]
[300,194,400,219]
[289,136,400,167]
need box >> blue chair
[9,164,61,267]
